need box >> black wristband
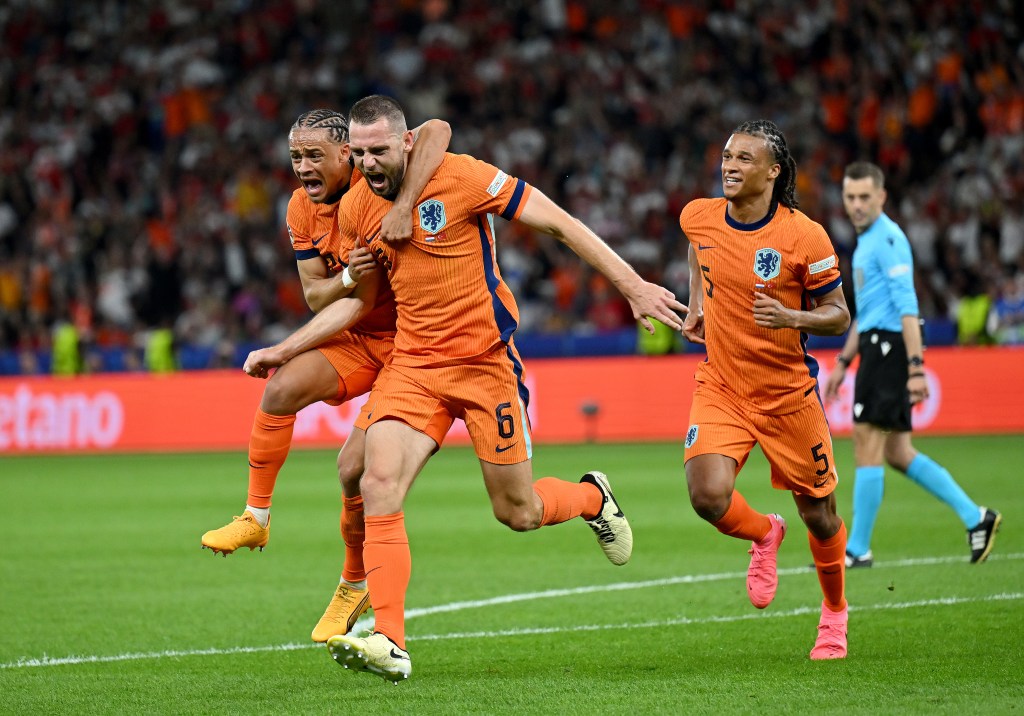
[908,355,924,368]
[909,371,925,378]
[836,355,851,368]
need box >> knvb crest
[685,425,699,448]
[753,248,782,281]
[418,199,447,233]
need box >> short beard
[380,165,407,201]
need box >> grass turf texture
[1,436,1022,714]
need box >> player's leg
[759,396,847,658]
[464,345,631,564]
[328,418,437,682]
[478,458,631,564]
[201,349,340,555]
[685,386,782,605]
[312,428,371,642]
[846,422,887,566]
[793,491,848,660]
[885,431,1000,561]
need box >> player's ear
[402,130,414,152]
[767,163,781,181]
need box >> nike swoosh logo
[821,567,841,575]
[365,566,382,577]
[390,649,408,660]
[814,474,832,488]
[248,461,262,469]
[495,443,518,453]
[312,233,327,246]
[698,244,716,250]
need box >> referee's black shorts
[852,329,912,431]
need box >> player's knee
[494,503,541,532]
[261,371,304,413]
[337,448,363,490]
[688,486,729,523]
[358,468,399,501]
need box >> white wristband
[341,266,358,289]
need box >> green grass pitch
[1,436,1022,714]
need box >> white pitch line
[397,552,1022,621]
[3,553,1021,670]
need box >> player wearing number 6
[679,120,852,660]
[242,94,688,682]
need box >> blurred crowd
[1,0,1023,374]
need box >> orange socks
[533,477,603,525]
[246,409,296,508]
[810,520,848,612]
[363,512,411,650]
[340,495,366,583]
[712,490,772,542]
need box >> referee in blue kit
[824,161,1000,566]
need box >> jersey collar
[725,200,778,232]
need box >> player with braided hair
[679,120,853,659]
[201,108,450,643]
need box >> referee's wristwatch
[908,355,925,377]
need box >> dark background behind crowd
[1,0,1022,374]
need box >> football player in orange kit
[680,119,852,660]
[243,94,687,681]
[201,109,450,643]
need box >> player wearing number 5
[824,161,1000,568]
[243,94,688,682]
[680,120,852,659]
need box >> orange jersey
[286,170,397,336]
[337,153,532,367]
[679,198,842,414]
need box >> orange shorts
[315,331,394,406]
[684,381,839,497]
[354,344,532,464]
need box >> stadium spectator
[0,1,1022,371]
[680,120,851,660]
[824,162,1001,567]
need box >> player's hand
[628,281,688,334]
[823,365,845,403]
[379,203,414,243]
[907,373,929,405]
[243,346,288,379]
[347,239,379,283]
[753,292,795,329]
[682,307,705,344]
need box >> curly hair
[732,119,798,211]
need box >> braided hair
[291,109,349,144]
[732,119,798,211]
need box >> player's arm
[297,245,379,313]
[683,242,705,344]
[753,284,850,335]
[824,318,859,401]
[517,188,687,333]
[243,270,381,378]
[379,119,452,243]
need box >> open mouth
[303,178,325,198]
[365,173,388,192]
